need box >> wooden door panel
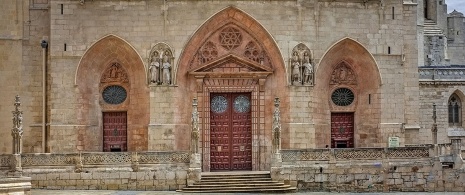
[210,93,252,171]
[103,112,127,152]
[331,113,354,148]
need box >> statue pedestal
[187,153,201,186]
[9,154,22,173]
[270,153,283,182]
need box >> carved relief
[199,41,218,64]
[11,95,23,155]
[330,62,357,85]
[149,43,174,85]
[188,24,272,70]
[290,44,313,86]
[245,41,264,64]
[100,62,129,83]
[219,26,242,50]
[272,97,281,154]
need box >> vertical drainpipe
[41,40,48,153]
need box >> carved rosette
[188,24,272,70]
[290,43,314,86]
[148,43,174,86]
[272,97,281,154]
[11,95,23,155]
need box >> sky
[447,0,465,14]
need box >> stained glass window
[102,85,127,104]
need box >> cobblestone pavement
[31,190,465,195]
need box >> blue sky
[447,0,465,14]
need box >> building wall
[0,0,425,154]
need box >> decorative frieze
[419,67,465,84]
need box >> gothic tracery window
[448,94,462,126]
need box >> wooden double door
[210,93,252,171]
[331,113,354,148]
[103,112,127,152]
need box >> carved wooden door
[103,112,127,152]
[331,113,354,148]
[210,93,252,171]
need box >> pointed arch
[74,34,149,151]
[448,89,464,127]
[316,37,382,87]
[176,6,285,83]
[313,37,382,148]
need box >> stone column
[270,97,283,182]
[431,103,438,157]
[10,95,23,173]
[187,98,201,186]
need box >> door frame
[196,78,265,172]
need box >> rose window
[102,85,127,105]
[331,88,355,106]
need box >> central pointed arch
[175,6,287,171]
[176,6,285,83]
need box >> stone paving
[31,190,465,195]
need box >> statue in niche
[149,52,161,84]
[302,51,313,85]
[162,51,171,85]
[291,51,301,85]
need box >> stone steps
[178,171,296,193]
[424,20,444,36]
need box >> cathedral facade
[1,0,465,192]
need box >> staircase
[178,171,296,193]
[424,20,444,36]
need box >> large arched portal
[314,38,382,148]
[177,7,287,171]
[75,35,149,152]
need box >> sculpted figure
[291,51,301,84]
[302,52,313,85]
[149,55,160,84]
[162,53,171,85]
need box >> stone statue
[302,52,313,85]
[291,51,301,85]
[149,54,160,84]
[272,97,281,154]
[11,95,23,155]
[191,98,200,154]
[162,53,171,85]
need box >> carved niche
[329,62,357,86]
[148,43,174,85]
[289,43,314,86]
[189,24,272,70]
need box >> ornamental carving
[330,62,357,85]
[188,24,272,70]
[272,97,281,154]
[101,62,129,83]
[219,27,242,50]
[199,41,218,64]
[290,43,313,86]
[149,43,174,85]
[11,95,23,155]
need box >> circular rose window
[211,95,228,113]
[331,88,354,106]
[233,95,250,113]
[102,85,127,104]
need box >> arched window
[448,94,462,126]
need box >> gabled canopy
[189,54,273,78]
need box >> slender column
[270,97,283,182]
[11,95,23,173]
[188,98,201,186]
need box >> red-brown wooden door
[210,93,252,171]
[103,112,127,152]
[331,113,354,148]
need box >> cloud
[447,0,465,14]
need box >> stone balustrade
[282,146,432,162]
[419,66,465,83]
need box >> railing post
[271,97,283,182]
